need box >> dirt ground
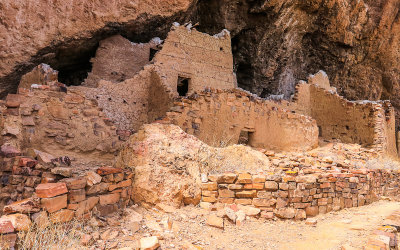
[98,200,400,250]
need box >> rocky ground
[76,199,400,250]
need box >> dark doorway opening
[238,130,254,146]
[149,48,159,61]
[177,77,190,96]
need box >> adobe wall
[79,25,236,132]
[0,86,122,160]
[153,25,236,95]
[166,89,319,152]
[84,35,161,87]
[270,71,398,157]
[201,169,400,220]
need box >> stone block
[36,183,68,198]
[228,184,243,190]
[305,206,319,217]
[244,183,264,189]
[235,190,256,198]
[96,166,123,175]
[18,157,37,168]
[69,189,86,203]
[201,182,218,191]
[86,171,102,186]
[252,174,266,183]
[218,189,235,198]
[3,213,31,231]
[41,194,67,213]
[0,218,14,233]
[265,181,278,191]
[234,199,253,205]
[3,197,40,214]
[95,204,118,217]
[86,182,109,195]
[274,208,295,219]
[60,177,87,190]
[50,209,74,223]
[219,173,237,183]
[253,198,276,207]
[237,173,252,184]
[202,196,217,203]
[99,193,121,205]
[51,167,72,177]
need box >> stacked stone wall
[166,88,319,151]
[0,87,122,159]
[201,169,400,220]
[153,26,235,96]
[269,72,397,157]
[0,149,133,247]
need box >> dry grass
[13,219,87,250]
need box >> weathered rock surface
[115,123,270,207]
[0,0,193,95]
[192,0,400,123]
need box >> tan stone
[0,218,14,233]
[99,193,120,205]
[206,214,224,229]
[140,236,160,250]
[41,194,67,213]
[86,171,102,186]
[69,189,86,203]
[237,173,252,184]
[35,183,68,198]
[218,189,235,198]
[235,190,256,198]
[265,181,278,191]
[3,213,31,231]
[201,182,218,191]
[3,197,40,214]
[50,209,74,223]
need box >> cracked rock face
[0,0,194,97]
[192,0,400,124]
[1,0,400,125]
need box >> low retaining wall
[0,149,133,248]
[201,169,400,219]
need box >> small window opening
[345,125,350,130]
[318,126,322,137]
[177,77,190,96]
[149,48,158,61]
[238,130,254,146]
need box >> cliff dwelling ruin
[0,22,400,249]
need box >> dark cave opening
[56,47,97,86]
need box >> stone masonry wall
[201,169,400,220]
[1,86,122,160]
[80,25,236,132]
[84,35,161,87]
[166,88,319,151]
[0,148,133,247]
[270,71,398,157]
[153,25,236,96]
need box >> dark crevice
[0,9,195,97]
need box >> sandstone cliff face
[1,0,399,124]
[0,0,193,96]
[192,0,400,121]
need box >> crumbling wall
[147,70,175,123]
[80,25,236,132]
[153,25,236,96]
[84,35,161,87]
[166,89,318,152]
[0,87,122,160]
[200,169,400,220]
[269,71,398,157]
